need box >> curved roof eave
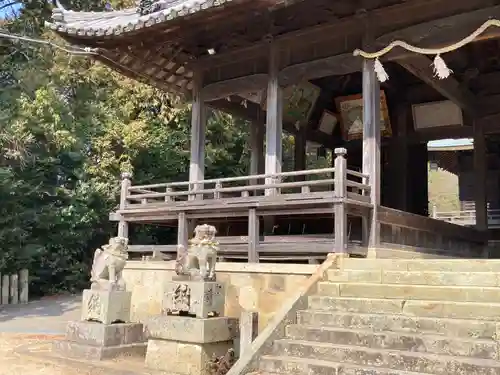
[45,0,236,38]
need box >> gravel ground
[0,296,161,375]
[0,295,81,335]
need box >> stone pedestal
[81,289,131,324]
[163,280,225,318]
[56,289,146,361]
[145,316,237,375]
[55,321,147,360]
[146,280,237,375]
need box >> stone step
[272,340,500,374]
[259,355,428,375]
[327,269,500,287]
[308,296,500,321]
[297,310,498,340]
[342,259,500,272]
[285,324,497,359]
[317,282,500,303]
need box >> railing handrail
[128,167,369,191]
[435,208,500,216]
[127,178,342,200]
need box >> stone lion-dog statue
[90,236,129,291]
[175,224,219,281]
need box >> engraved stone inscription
[172,283,191,312]
[87,293,101,321]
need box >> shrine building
[47,0,500,262]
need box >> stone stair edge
[296,308,500,324]
[309,295,500,306]
[340,259,500,271]
[342,259,500,264]
[318,281,500,290]
[260,354,432,375]
[329,269,500,275]
[284,323,496,344]
[273,339,500,367]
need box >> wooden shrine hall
[47,0,500,262]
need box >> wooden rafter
[196,0,488,69]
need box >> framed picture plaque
[335,91,392,140]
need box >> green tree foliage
[0,0,322,295]
[0,0,253,295]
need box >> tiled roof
[45,0,235,37]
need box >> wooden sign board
[335,91,392,141]
[318,110,339,134]
[412,100,463,130]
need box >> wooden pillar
[118,172,131,238]
[362,59,381,248]
[334,148,348,253]
[474,121,488,231]
[263,44,283,234]
[265,43,283,188]
[189,69,206,192]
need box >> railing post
[334,148,347,254]
[118,172,131,238]
[431,204,437,219]
[165,187,172,203]
[214,180,222,199]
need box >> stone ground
[0,296,160,375]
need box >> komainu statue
[90,237,129,291]
[175,224,219,281]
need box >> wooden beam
[397,55,478,115]
[199,2,500,89]
[278,53,362,87]
[377,5,500,58]
[201,74,268,101]
[197,0,493,70]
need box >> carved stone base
[145,339,233,375]
[162,281,225,318]
[147,315,238,343]
[81,289,131,324]
[54,321,146,361]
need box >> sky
[0,1,22,19]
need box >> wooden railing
[125,168,370,205]
[116,148,373,261]
[434,209,500,228]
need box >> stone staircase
[258,259,500,375]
